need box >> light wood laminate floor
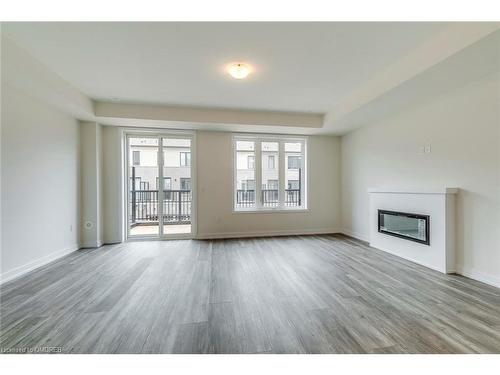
[1,235,500,354]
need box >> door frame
[123,128,197,241]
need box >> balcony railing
[130,188,300,225]
[236,189,301,207]
[130,190,191,226]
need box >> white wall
[80,122,102,248]
[1,83,80,281]
[341,72,500,287]
[197,132,341,238]
[99,130,341,240]
[101,126,123,244]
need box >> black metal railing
[236,189,301,207]
[130,189,191,226]
[236,190,255,207]
[285,189,301,206]
[262,189,279,207]
[163,190,191,223]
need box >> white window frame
[123,129,197,241]
[233,133,308,213]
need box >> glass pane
[285,142,302,207]
[261,141,279,207]
[128,137,159,236]
[379,211,428,243]
[235,140,255,209]
[163,138,192,235]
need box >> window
[264,179,279,204]
[132,150,141,166]
[268,155,275,169]
[131,178,149,191]
[164,177,172,190]
[247,155,255,169]
[266,180,278,190]
[157,177,172,190]
[261,142,279,207]
[242,180,255,190]
[180,152,191,167]
[235,141,255,207]
[161,177,173,200]
[234,135,307,211]
[131,177,141,190]
[288,155,301,169]
[180,178,191,190]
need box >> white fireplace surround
[368,188,458,274]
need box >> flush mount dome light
[227,63,252,79]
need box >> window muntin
[234,135,306,211]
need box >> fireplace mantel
[368,188,457,274]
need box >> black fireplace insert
[378,210,430,245]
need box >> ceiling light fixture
[227,63,252,79]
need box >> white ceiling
[4,22,447,114]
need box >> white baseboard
[0,244,79,285]
[342,230,499,289]
[369,243,447,273]
[103,240,122,246]
[196,228,341,240]
[455,265,500,288]
[340,229,370,243]
[80,240,103,249]
[3,237,497,292]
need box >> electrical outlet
[425,145,431,154]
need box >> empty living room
[1,1,500,373]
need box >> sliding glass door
[128,135,160,237]
[161,137,192,236]
[126,132,195,240]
